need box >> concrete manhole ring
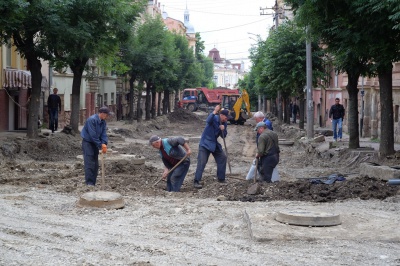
[279,140,294,146]
[126,155,145,165]
[77,191,125,209]
[275,210,341,227]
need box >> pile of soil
[166,108,202,122]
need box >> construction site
[0,109,399,265]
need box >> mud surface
[1,108,399,265]
[1,108,398,202]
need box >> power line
[164,5,260,17]
[199,18,269,33]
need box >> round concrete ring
[275,210,341,227]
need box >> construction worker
[193,105,232,189]
[253,111,273,144]
[149,135,191,192]
[80,106,110,187]
[254,121,280,183]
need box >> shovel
[153,154,189,187]
[220,119,232,174]
[101,152,105,190]
[247,157,261,195]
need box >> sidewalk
[315,126,400,151]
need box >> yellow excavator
[221,89,251,125]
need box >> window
[111,93,114,105]
[395,105,399,123]
[103,93,108,106]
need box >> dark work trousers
[82,140,99,185]
[167,159,190,192]
[49,108,59,131]
[194,145,227,182]
[258,146,279,183]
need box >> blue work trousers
[49,108,59,131]
[194,145,227,182]
[167,160,190,192]
[82,140,99,185]
[332,118,343,140]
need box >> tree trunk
[379,69,395,156]
[137,89,142,122]
[299,92,305,130]
[70,58,88,133]
[283,95,290,124]
[157,91,162,116]
[346,71,360,149]
[145,81,151,121]
[26,56,42,139]
[129,75,135,123]
[163,89,169,115]
[151,86,156,119]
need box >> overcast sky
[159,0,277,70]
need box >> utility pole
[306,27,314,138]
[260,1,283,122]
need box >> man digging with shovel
[150,135,191,192]
[255,122,280,183]
[81,106,110,188]
[193,105,232,189]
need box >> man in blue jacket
[80,107,110,186]
[194,105,232,189]
[149,135,192,192]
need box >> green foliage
[248,20,325,99]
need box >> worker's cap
[220,109,233,120]
[254,122,267,131]
[99,106,110,115]
[149,135,161,145]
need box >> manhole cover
[77,191,125,209]
[275,210,341,226]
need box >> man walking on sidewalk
[47,88,61,133]
[329,98,345,141]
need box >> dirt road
[0,109,399,265]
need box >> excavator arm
[232,89,251,120]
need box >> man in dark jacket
[329,98,345,141]
[149,135,191,192]
[255,122,280,183]
[193,105,232,189]
[47,88,61,133]
[80,106,109,186]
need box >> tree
[286,0,400,154]
[248,21,325,127]
[0,0,55,138]
[45,0,145,132]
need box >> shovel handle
[219,118,232,174]
[101,152,105,190]
[153,154,189,187]
[254,157,259,184]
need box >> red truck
[179,87,239,112]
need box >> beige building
[208,48,245,89]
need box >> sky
[158,0,277,70]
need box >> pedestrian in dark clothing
[80,107,110,187]
[329,98,345,141]
[47,88,61,133]
[254,122,280,183]
[149,135,191,192]
[193,105,232,189]
[292,103,299,123]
